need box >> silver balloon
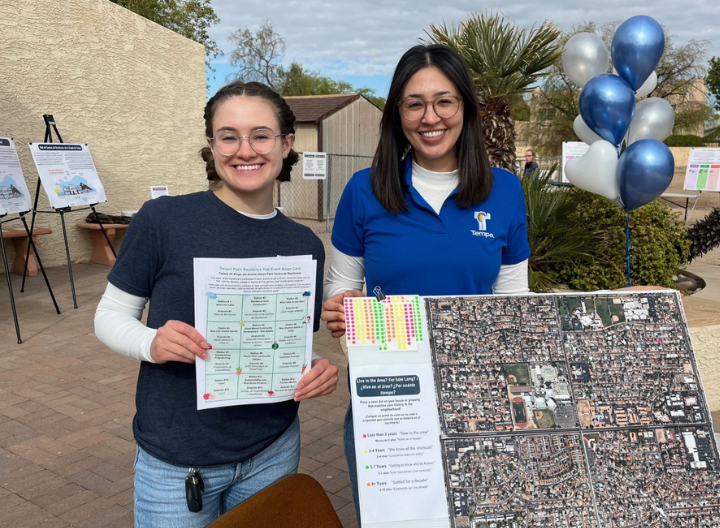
[573,115,604,145]
[627,97,674,145]
[562,33,610,87]
[635,71,657,98]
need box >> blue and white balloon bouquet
[562,16,675,284]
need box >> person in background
[320,44,530,525]
[524,149,539,178]
[94,80,338,527]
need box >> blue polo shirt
[331,159,530,296]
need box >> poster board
[561,141,589,183]
[683,148,720,191]
[347,291,720,527]
[0,137,33,215]
[28,143,107,209]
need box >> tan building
[280,94,382,223]
[0,0,206,272]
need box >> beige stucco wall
[0,0,206,271]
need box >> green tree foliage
[664,134,706,147]
[228,21,385,107]
[278,63,385,108]
[708,56,720,112]
[550,189,690,290]
[536,22,712,155]
[424,13,562,171]
[111,0,220,63]
[510,95,530,121]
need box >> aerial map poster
[28,142,107,209]
[346,291,720,528]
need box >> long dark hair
[372,44,493,214]
[201,81,299,184]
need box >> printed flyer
[193,256,317,410]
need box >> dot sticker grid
[344,296,424,351]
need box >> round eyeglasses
[211,129,285,156]
[398,95,462,121]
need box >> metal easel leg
[1,224,22,343]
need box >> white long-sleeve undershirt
[324,161,529,300]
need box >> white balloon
[627,97,675,145]
[565,140,620,201]
[635,71,658,98]
[612,68,658,98]
[573,115,604,145]
[562,33,610,87]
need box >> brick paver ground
[1,233,357,528]
[2,232,719,527]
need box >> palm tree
[425,13,562,172]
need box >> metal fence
[274,153,373,233]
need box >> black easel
[1,211,61,343]
[23,115,115,309]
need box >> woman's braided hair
[201,81,299,184]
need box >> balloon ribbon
[625,208,632,287]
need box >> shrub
[549,189,690,290]
[687,207,720,262]
[664,134,706,147]
[521,169,597,292]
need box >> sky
[205,0,719,98]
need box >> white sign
[561,141,590,183]
[0,137,32,215]
[302,152,327,180]
[28,143,107,209]
[150,185,169,199]
[193,256,317,410]
[684,148,720,192]
[345,295,449,528]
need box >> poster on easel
[347,291,720,528]
[684,148,720,191]
[561,141,589,183]
[28,143,107,209]
[0,137,33,215]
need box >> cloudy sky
[206,0,718,97]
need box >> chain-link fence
[274,152,373,233]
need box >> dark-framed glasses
[211,129,285,156]
[398,95,462,121]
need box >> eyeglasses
[211,129,285,156]
[398,95,462,121]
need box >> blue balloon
[617,139,674,211]
[579,74,635,146]
[612,16,665,91]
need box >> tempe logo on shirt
[471,211,495,238]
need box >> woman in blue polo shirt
[321,44,531,524]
